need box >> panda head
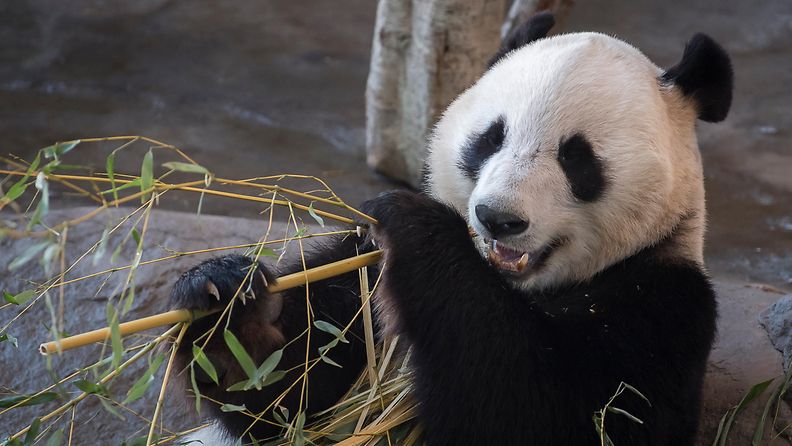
[426,13,733,291]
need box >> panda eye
[557,133,607,202]
[458,118,506,180]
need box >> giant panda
[170,13,733,445]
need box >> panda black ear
[487,11,555,68]
[661,33,733,123]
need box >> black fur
[661,33,733,122]
[458,117,506,180]
[170,236,376,442]
[173,190,716,445]
[488,11,555,68]
[360,190,716,445]
[557,133,607,202]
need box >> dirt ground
[1,0,790,286]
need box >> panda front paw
[360,190,470,250]
[170,255,280,323]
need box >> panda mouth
[486,238,564,275]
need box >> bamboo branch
[39,250,383,355]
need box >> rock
[760,295,792,372]
[697,280,792,445]
[0,206,292,444]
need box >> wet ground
[1,0,790,287]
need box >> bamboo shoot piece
[39,250,383,355]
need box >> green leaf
[140,149,154,203]
[0,392,58,408]
[190,365,202,414]
[307,203,325,227]
[273,406,290,426]
[606,406,644,424]
[101,178,142,196]
[106,151,118,203]
[162,162,209,175]
[252,349,283,386]
[3,289,36,306]
[1,152,40,204]
[713,377,774,446]
[226,380,250,392]
[23,418,41,446]
[223,330,256,379]
[27,173,50,230]
[73,379,107,396]
[9,241,50,271]
[131,228,141,247]
[313,320,347,343]
[220,403,248,413]
[45,429,64,446]
[42,140,80,160]
[253,246,277,258]
[319,354,342,368]
[99,397,124,420]
[260,370,286,387]
[192,346,219,385]
[0,332,19,348]
[123,354,164,404]
[106,304,123,369]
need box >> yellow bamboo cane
[39,250,383,355]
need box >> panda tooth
[515,253,530,272]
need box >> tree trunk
[365,0,573,187]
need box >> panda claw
[206,281,221,301]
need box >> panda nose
[474,205,529,238]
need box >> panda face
[427,32,709,291]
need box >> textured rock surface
[760,295,792,372]
[0,207,287,444]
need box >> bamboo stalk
[39,250,383,355]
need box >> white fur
[427,32,705,291]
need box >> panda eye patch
[458,118,506,180]
[557,133,606,202]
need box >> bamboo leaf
[106,151,118,203]
[3,290,36,306]
[41,140,80,159]
[73,379,107,397]
[162,162,209,175]
[308,202,325,227]
[140,149,153,202]
[123,354,164,404]
[0,392,58,408]
[320,354,342,368]
[45,428,64,446]
[223,330,256,379]
[101,178,142,196]
[220,403,248,413]
[1,152,40,204]
[313,320,347,343]
[260,370,286,387]
[607,406,644,424]
[714,378,774,446]
[0,332,19,348]
[9,241,50,271]
[106,304,123,369]
[192,345,219,385]
[23,418,41,446]
[190,365,202,414]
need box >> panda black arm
[169,233,374,442]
